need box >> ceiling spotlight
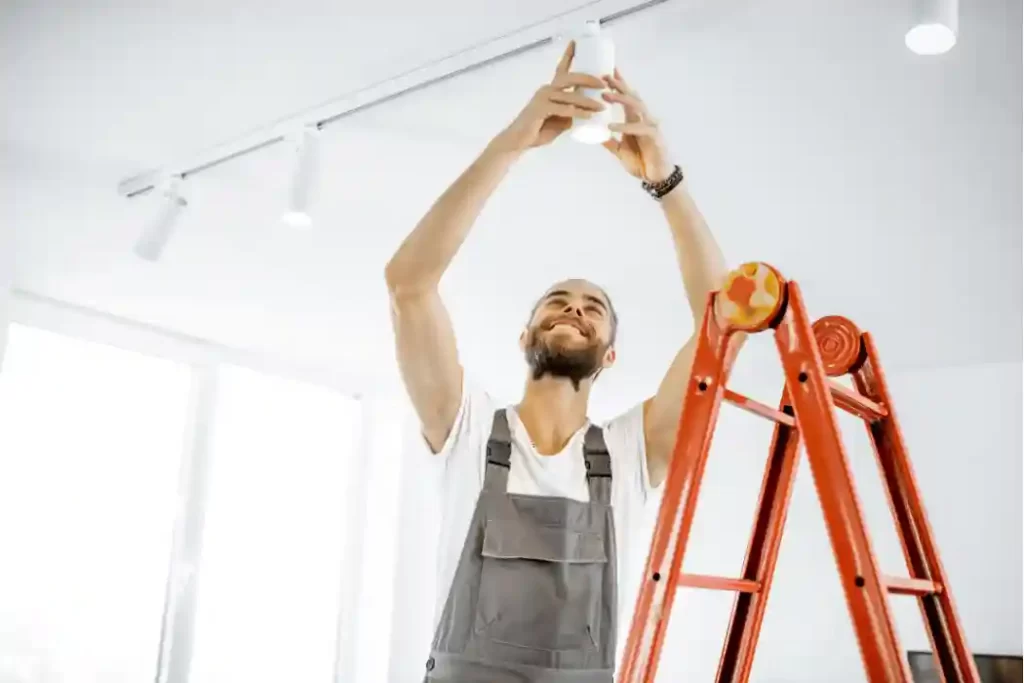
[134,176,187,262]
[282,125,320,228]
[906,0,958,55]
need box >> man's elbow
[383,259,405,295]
[384,259,438,301]
[384,262,414,303]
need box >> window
[0,324,192,683]
[187,365,362,683]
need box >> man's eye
[585,305,603,316]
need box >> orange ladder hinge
[617,262,980,683]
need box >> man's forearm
[641,179,735,482]
[385,136,522,295]
[658,180,729,320]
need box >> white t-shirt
[429,376,658,656]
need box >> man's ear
[603,347,617,369]
[519,329,528,352]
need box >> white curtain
[350,387,420,683]
[382,397,446,683]
[0,218,13,372]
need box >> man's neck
[516,376,591,455]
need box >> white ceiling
[2,0,1021,417]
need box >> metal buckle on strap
[584,452,612,478]
[486,441,511,468]
[583,425,612,478]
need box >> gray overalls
[425,409,618,683]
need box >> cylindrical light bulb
[569,21,616,145]
[282,126,320,228]
[906,0,958,55]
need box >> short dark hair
[528,283,620,345]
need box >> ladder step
[883,575,941,596]
[827,380,888,421]
[678,573,761,593]
[723,389,796,427]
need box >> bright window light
[0,324,192,682]
[187,366,362,683]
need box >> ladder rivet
[855,576,865,587]
[652,572,661,582]
[698,380,708,392]
[798,372,808,383]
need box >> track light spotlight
[134,176,187,262]
[282,125,320,228]
[906,0,958,55]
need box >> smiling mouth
[547,319,589,337]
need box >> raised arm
[600,70,735,486]
[384,142,520,452]
[642,182,731,487]
[385,42,607,452]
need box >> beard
[524,326,606,391]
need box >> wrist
[642,164,685,200]
[487,128,530,159]
[643,160,675,184]
[642,137,675,182]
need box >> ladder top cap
[813,315,865,376]
[716,262,785,332]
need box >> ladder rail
[715,388,801,683]
[777,282,913,682]
[853,333,981,683]
[618,293,746,683]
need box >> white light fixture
[569,21,616,145]
[282,125,320,228]
[134,176,187,262]
[906,0,958,55]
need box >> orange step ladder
[618,262,980,683]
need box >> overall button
[425,656,435,671]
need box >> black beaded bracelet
[642,165,684,200]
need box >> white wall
[383,359,1022,682]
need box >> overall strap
[583,424,613,505]
[483,409,512,492]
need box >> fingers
[606,68,634,95]
[543,102,594,120]
[550,71,606,90]
[609,121,658,136]
[554,41,575,76]
[601,90,648,118]
[549,89,605,112]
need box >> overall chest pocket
[475,517,608,655]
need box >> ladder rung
[678,573,761,593]
[884,575,941,596]
[723,389,796,427]
[828,380,888,421]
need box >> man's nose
[562,303,584,317]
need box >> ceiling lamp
[134,176,187,262]
[281,126,320,228]
[905,0,958,55]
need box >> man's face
[521,279,616,388]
